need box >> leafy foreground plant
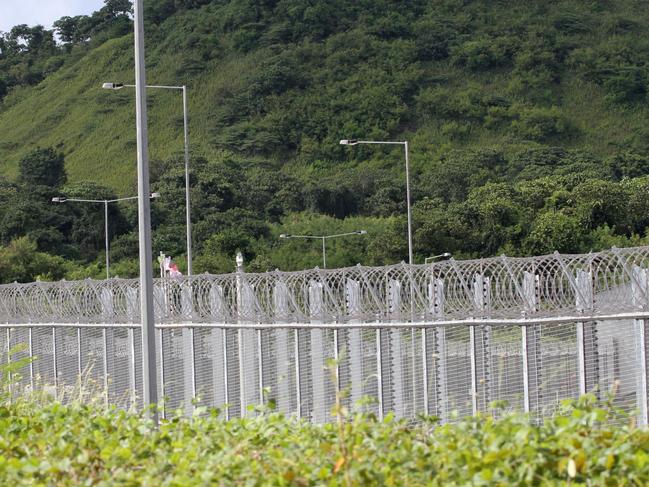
[0,394,648,486]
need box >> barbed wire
[1,246,648,324]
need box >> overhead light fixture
[101,82,125,90]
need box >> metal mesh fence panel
[55,327,79,399]
[193,327,222,411]
[107,328,136,410]
[338,328,379,416]
[262,328,297,415]
[8,328,31,393]
[538,323,579,417]
[596,319,637,412]
[225,329,240,418]
[79,328,105,396]
[32,327,55,391]
[161,328,185,415]
[441,325,473,420]
[489,326,524,415]
[132,328,143,410]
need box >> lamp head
[102,82,124,90]
[442,252,452,258]
[339,139,359,146]
[358,230,367,235]
[51,197,66,203]
[150,192,160,199]
[279,234,290,239]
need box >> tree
[570,179,629,232]
[17,147,66,188]
[103,0,133,18]
[524,211,584,255]
[53,16,88,44]
[0,237,69,283]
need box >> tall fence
[1,246,648,424]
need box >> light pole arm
[283,235,326,240]
[284,231,367,240]
[56,197,107,204]
[354,140,406,146]
[323,231,367,239]
[107,195,139,203]
[118,84,184,90]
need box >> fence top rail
[1,245,648,324]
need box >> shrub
[1,390,648,485]
[510,105,570,141]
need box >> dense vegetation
[2,385,648,484]
[3,0,649,281]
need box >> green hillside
[2,0,649,281]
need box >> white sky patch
[0,0,105,33]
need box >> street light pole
[102,82,193,276]
[104,201,109,277]
[182,85,193,276]
[340,139,413,265]
[403,141,413,266]
[133,0,158,420]
[52,193,160,279]
[279,230,367,269]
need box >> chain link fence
[1,246,648,423]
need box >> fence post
[632,265,649,426]
[28,327,34,391]
[6,328,11,397]
[100,288,114,404]
[346,279,363,409]
[209,283,227,416]
[236,254,258,417]
[102,328,109,405]
[387,279,405,419]
[376,325,383,420]
[576,270,597,397]
[273,281,292,414]
[181,282,196,416]
[471,274,491,414]
[222,326,229,420]
[429,277,447,421]
[257,328,264,405]
[522,271,542,415]
[153,284,166,418]
[52,327,58,398]
[295,328,302,419]
[77,327,82,377]
[126,288,138,407]
[309,280,327,423]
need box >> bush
[1,390,648,485]
[510,105,570,141]
[524,211,584,254]
[452,36,514,70]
